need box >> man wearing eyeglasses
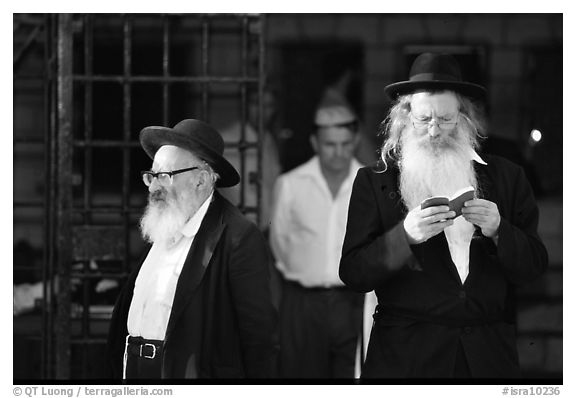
[106,119,278,379]
[339,53,548,379]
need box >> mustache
[149,189,167,203]
[408,132,462,155]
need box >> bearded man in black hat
[339,53,548,379]
[106,119,278,379]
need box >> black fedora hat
[384,52,486,100]
[140,119,240,188]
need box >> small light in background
[530,129,542,144]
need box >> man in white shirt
[270,102,363,378]
[106,119,278,379]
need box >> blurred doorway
[276,41,364,171]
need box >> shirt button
[458,290,466,299]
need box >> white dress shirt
[270,156,362,288]
[444,150,488,283]
[127,193,213,340]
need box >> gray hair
[178,148,221,188]
[198,160,220,187]
[378,91,487,171]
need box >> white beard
[399,127,478,211]
[139,191,191,246]
[398,126,478,283]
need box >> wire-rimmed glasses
[411,114,459,131]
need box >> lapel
[432,233,463,285]
[474,160,494,203]
[436,161,495,285]
[443,161,495,285]
[467,160,498,281]
[121,246,151,319]
[164,193,226,340]
[375,162,406,227]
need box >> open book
[420,186,475,217]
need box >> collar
[300,156,362,180]
[470,149,488,165]
[297,156,361,198]
[180,192,214,238]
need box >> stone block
[517,303,562,333]
[537,199,563,236]
[506,15,560,45]
[379,15,427,44]
[490,48,522,79]
[462,15,505,44]
[517,335,546,369]
[544,337,563,373]
[364,75,389,105]
[365,46,395,81]
[297,15,340,39]
[541,237,563,267]
[267,15,302,41]
[337,15,381,44]
[421,15,470,42]
[517,270,562,298]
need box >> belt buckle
[140,343,156,359]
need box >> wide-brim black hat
[384,52,486,100]
[140,119,240,188]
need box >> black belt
[374,305,508,328]
[126,336,163,360]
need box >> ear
[194,170,208,188]
[309,133,318,153]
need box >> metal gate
[14,13,267,379]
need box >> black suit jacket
[106,192,278,379]
[339,155,548,379]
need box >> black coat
[106,192,278,379]
[339,155,548,379]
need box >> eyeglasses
[141,167,199,187]
[411,114,459,131]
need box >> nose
[428,122,441,138]
[335,144,345,158]
[148,176,161,193]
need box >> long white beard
[399,128,478,211]
[139,193,190,246]
[398,127,478,283]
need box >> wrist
[491,234,499,245]
[403,219,418,245]
[404,232,418,245]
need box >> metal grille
[15,13,266,379]
[14,13,57,380]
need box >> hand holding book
[420,186,475,218]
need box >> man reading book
[339,53,548,379]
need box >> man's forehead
[317,126,355,142]
[410,91,459,113]
[153,145,196,168]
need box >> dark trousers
[453,340,472,378]
[279,280,364,378]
